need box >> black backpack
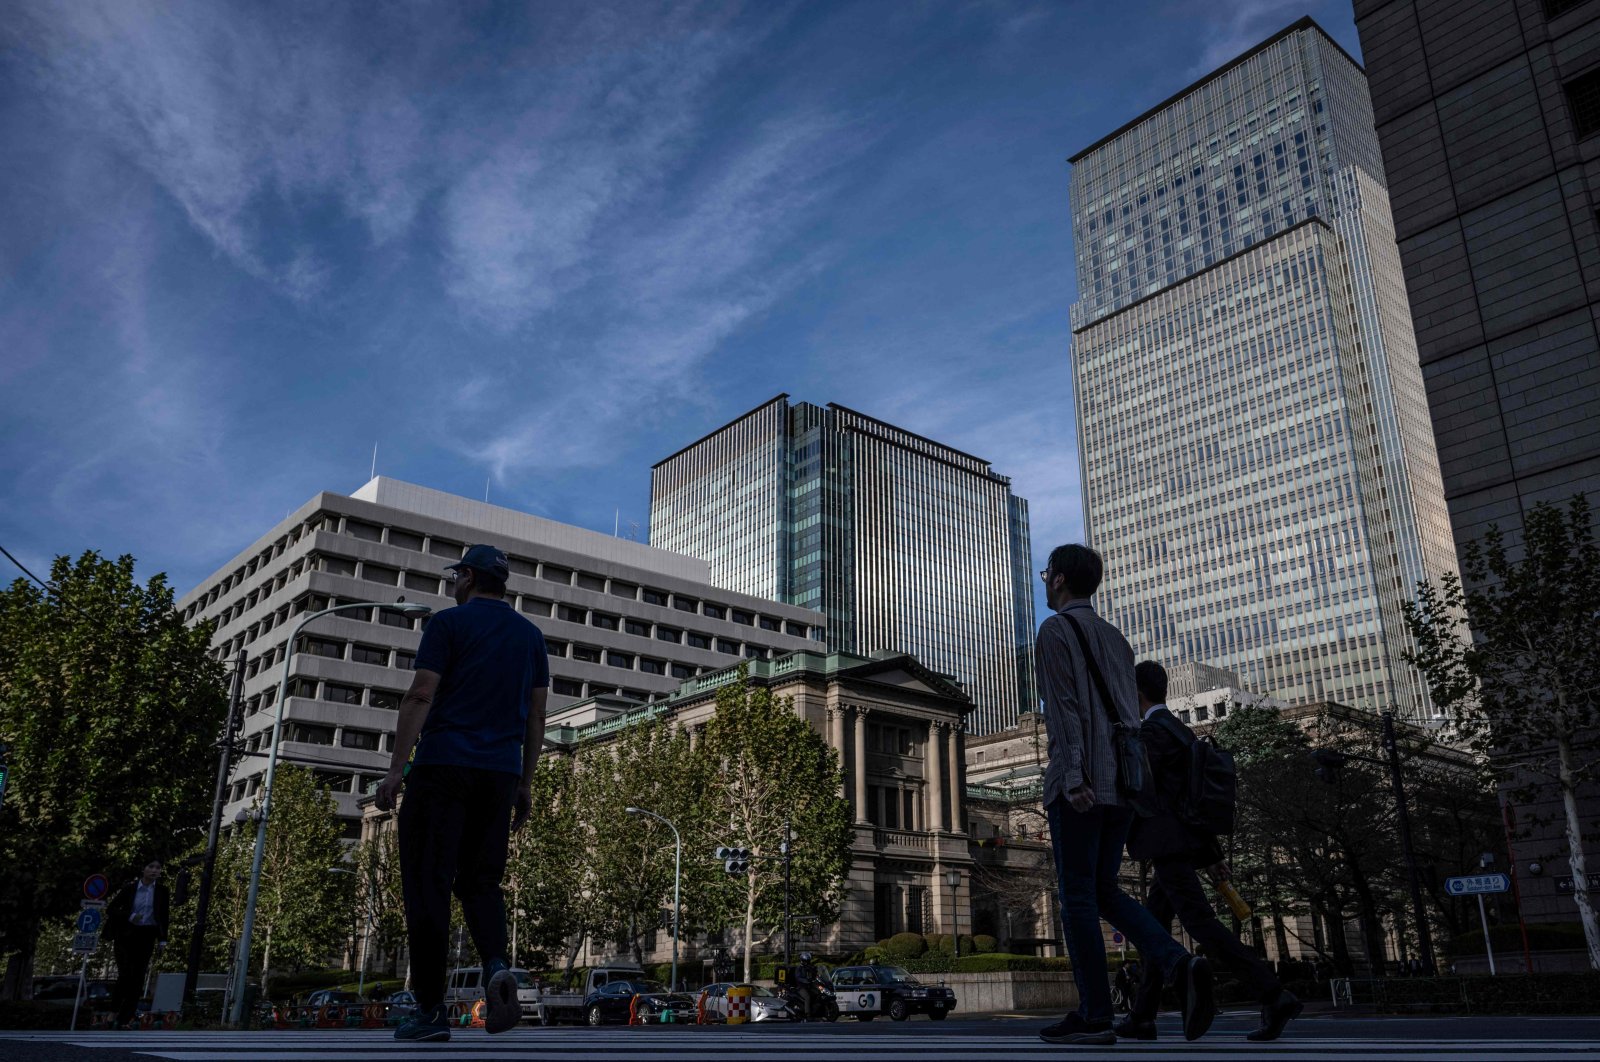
[1153,713,1237,835]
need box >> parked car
[527,963,644,1025]
[827,965,956,1021]
[384,990,419,1019]
[581,979,696,1026]
[305,988,365,1009]
[30,977,112,1008]
[697,982,798,1023]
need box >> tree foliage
[0,553,227,998]
[1405,495,1600,970]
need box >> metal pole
[69,956,87,1032]
[783,813,792,970]
[1476,894,1497,976]
[1500,798,1534,974]
[229,602,426,1024]
[187,647,245,1002]
[1381,711,1435,973]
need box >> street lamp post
[228,600,431,1025]
[626,807,681,992]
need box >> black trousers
[112,925,159,1024]
[398,764,518,1012]
[1132,859,1282,1022]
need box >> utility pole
[1381,710,1436,974]
[186,648,245,1001]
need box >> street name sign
[1445,873,1511,896]
[1556,874,1600,894]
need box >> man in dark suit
[104,859,169,1028]
[1118,662,1301,1043]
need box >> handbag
[1062,613,1159,817]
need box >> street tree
[0,552,227,999]
[1405,494,1600,970]
[695,672,853,981]
[207,766,353,976]
[353,828,406,976]
[505,754,591,974]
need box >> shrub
[1375,972,1600,1015]
[971,934,998,954]
[862,946,886,964]
[883,932,926,960]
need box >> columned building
[650,395,1037,734]
[1067,18,1462,721]
[179,477,823,836]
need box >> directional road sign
[83,874,110,901]
[1555,873,1600,894]
[74,908,103,934]
[1445,873,1511,897]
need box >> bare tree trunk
[1557,735,1600,970]
[743,876,757,983]
[562,931,585,984]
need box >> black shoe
[483,959,521,1034]
[1111,1016,1157,1040]
[1247,990,1303,1042]
[1174,956,1216,1042]
[394,1005,451,1043]
[1039,1012,1116,1045]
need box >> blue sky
[0,0,1362,604]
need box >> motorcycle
[780,978,840,1023]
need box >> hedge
[1375,972,1600,1015]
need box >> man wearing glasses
[377,544,549,1042]
[1034,544,1214,1045]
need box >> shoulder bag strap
[1062,612,1122,729]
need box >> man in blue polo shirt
[376,544,549,1042]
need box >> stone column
[940,726,953,831]
[852,706,870,824]
[828,706,846,796]
[926,722,946,833]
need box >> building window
[591,613,620,631]
[1567,67,1600,138]
[576,572,606,592]
[507,556,537,577]
[744,645,762,659]
[573,644,601,664]
[610,581,638,600]
[344,520,383,542]
[394,650,415,670]
[717,639,741,655]
[865,785,881,826]
[388,529,423,551]
[369,689,400,711]
[287,678,318,699]
[673,595,698,613]
[545,639,568,658]
[639,658,666,675]
[1546,0,1591,18]
[320,555,357,577]
[702,603,725,620]
[731,609,754,626]
[363,564,400,586]
[559,605,587,624]
[641,588,667,606]
[298,636,344,660]
[587,684,617,697]
[606,651,634,669]
[350,644,389,666]
[428,538,463,560]
[656,627,682,644]
[341,729,379,751]
[785,621,809,638]
[286,723,334,746]
[625,619,651,637]
[552,678,583,697]
[542,565,574,585]
[379,609,416,630]
[322,682,364,705]
[520,597,551,617]
[670,663,693,679]
[758,616,779,632]
[403,572,439,594]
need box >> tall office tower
[1353,0,1600,562]
[650,395,1037,734]
[1067,18,1461,719]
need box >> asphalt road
[4,1010,1600,1061]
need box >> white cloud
[1187,0,1309,76]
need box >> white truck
[526,962,645,1026]
[443,966,540,1024]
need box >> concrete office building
[1353,0,1600,930]
[1068,18,1461,720]
[649,395,1037,735]
[178,477,823,835]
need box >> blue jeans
[1046,796,1187,1023]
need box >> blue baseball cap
[447,544,510,582]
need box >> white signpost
[1445,873,1511,976]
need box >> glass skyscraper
[1068,18,1461,720]
[650,395,1037,734]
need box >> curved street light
[228,599,431,1024]
[625,806,681,992]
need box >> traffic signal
[715,846,751,874]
